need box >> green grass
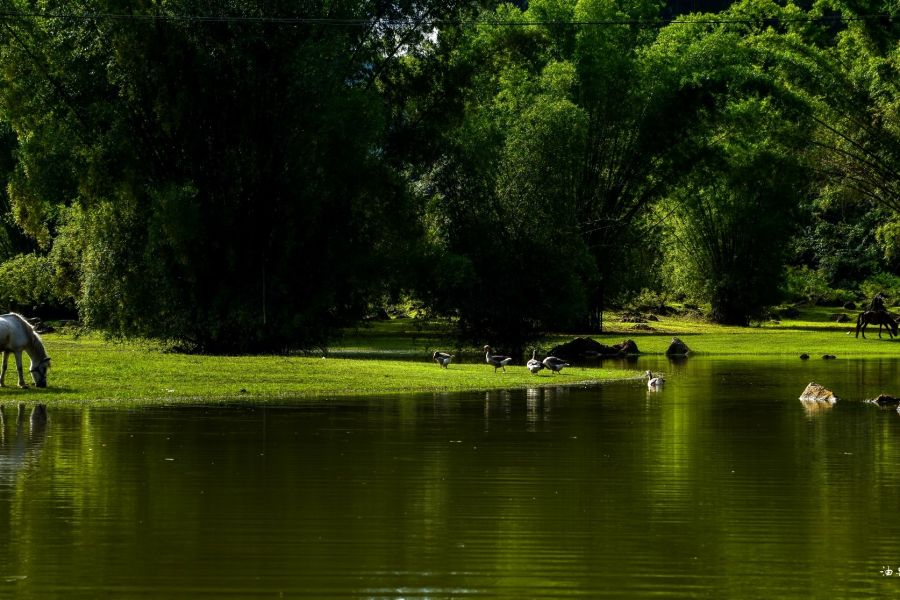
[341,307,900,357]
[6,305,896,405]
[2,334,635,406]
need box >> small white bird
[484,345,513,373]
[542,355,570,375]
[526,350,545,374]
[646,370,665,388]
[432,351,454,368]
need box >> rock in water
[867,394,900,408]
[799,353,809,359]
[665,337,691,355]
[800,382,838,403]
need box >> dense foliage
[0,0,897,350]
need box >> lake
[2,356,900,598]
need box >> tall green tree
[0,0,459,351]
[414,0,760,347]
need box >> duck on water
[646,371,664,388]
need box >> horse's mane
[5,313,48,360]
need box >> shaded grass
[4,334,636,406]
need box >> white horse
[0,314,51,388]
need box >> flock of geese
[432,346,666,388]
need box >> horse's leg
[14,352,27,388]
[0,351,8,387]
[879,323,883,338]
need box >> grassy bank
[341,305,900,357]
[7,305,898,405]
[3,335,635,405]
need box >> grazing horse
[0,314,51,388]
[855,310,900,339]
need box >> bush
[0,253,62,310]
[860,273,900,307]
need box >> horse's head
[892,319,899,338]
[30,357,50,388]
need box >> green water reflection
[2,357,900,598]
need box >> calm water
[2,357,900,598]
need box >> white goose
[646,370,665,388]
[542,355,570,375]
[526,350,545,374]
[432,351,454,368]
[484,345,513,373]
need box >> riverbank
[4,335,635,405]
[7,305,898,404]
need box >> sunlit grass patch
[337,306,900,357]
[5,333,636,406]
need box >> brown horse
[856,310,899,339]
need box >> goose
[484,345,513,373]
[432,351,454,368]
[646,371,665,388]
[526,350,545,374]
[542,355,570,375]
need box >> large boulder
[829,314,850,323]
[843,302,857,310]
[549,337,640,357]
[615,339,640,354]
[665,337,691,355]
[800,382,838,403]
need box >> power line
[0,9,893,27]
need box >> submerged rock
[822,354,837,359]
[665,337,691,356]
[867,394,900,408]
[800,353,809,359]
[800,382,838,403]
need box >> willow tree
[0,0,458,351]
